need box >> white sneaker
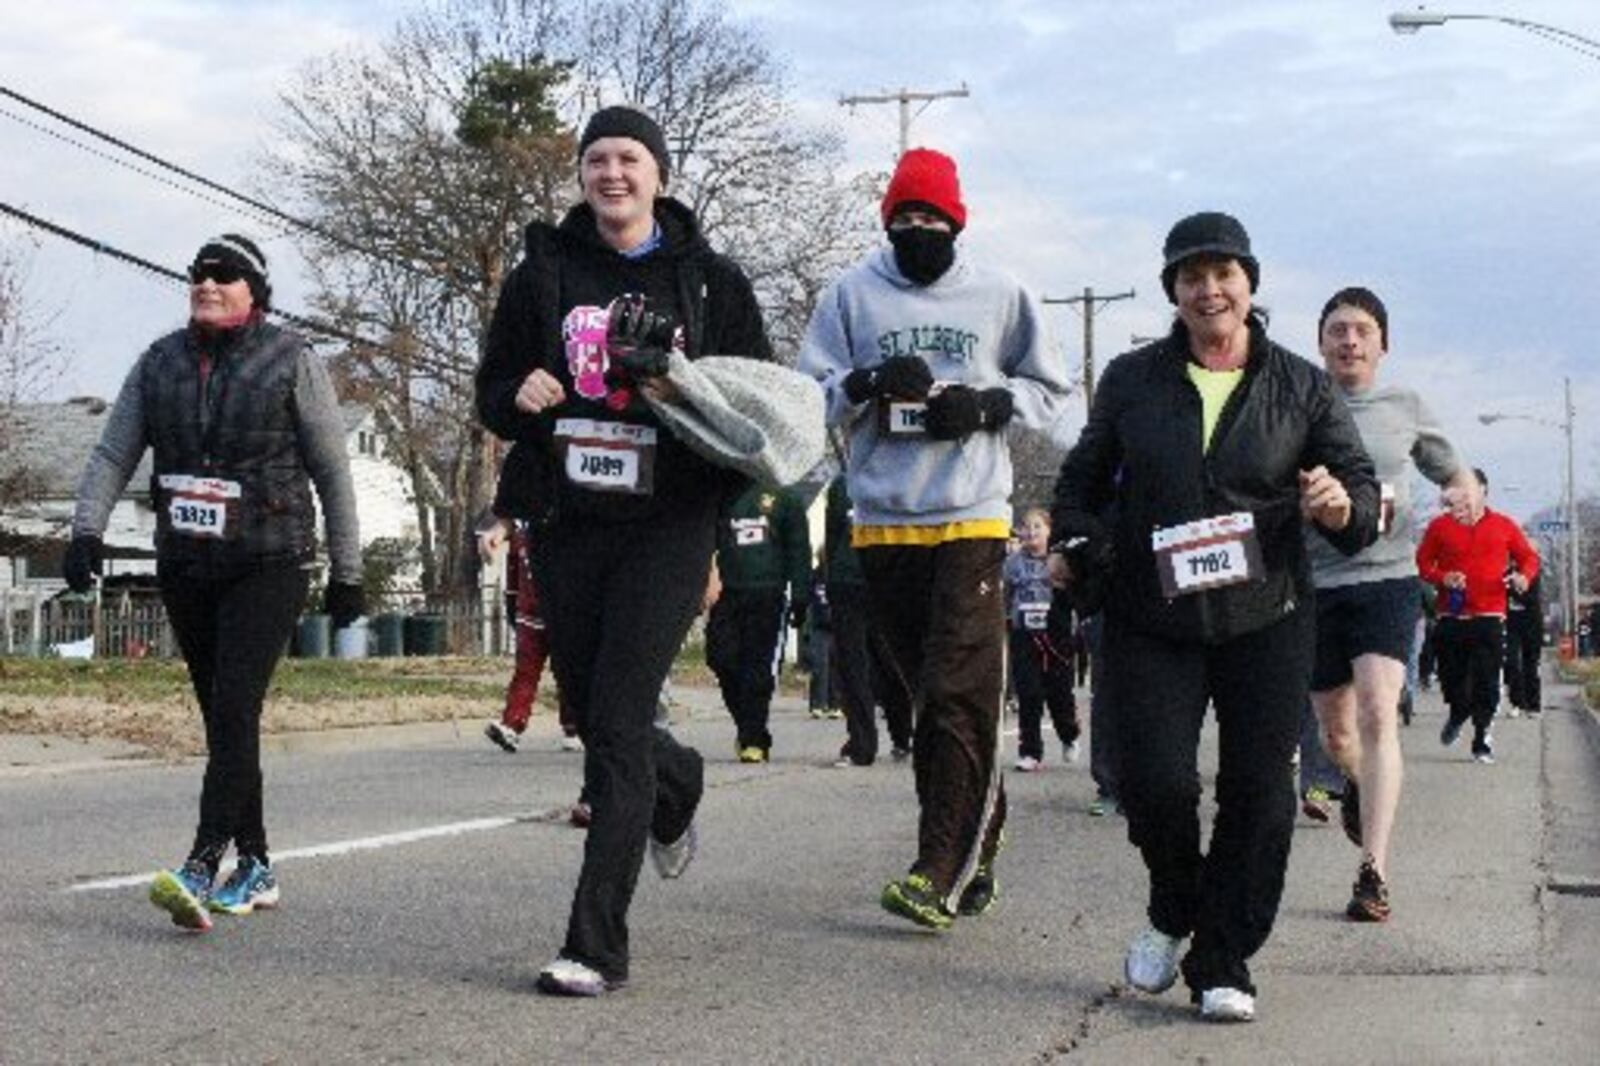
[1064,740,1081,764]
[560,734,584,753]
[649,820,697,879]
[536,956,613,997]
[484,721,520,752]
[1199,987,1256,1022]
[1014,755,1042,773]
[1506,706,1522,719]
[1124,927,1182,993]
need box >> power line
[0,200,384,354]
[838,84,970,158]
[0,82,421,273]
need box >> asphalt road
[2,677,1597,1064]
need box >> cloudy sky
[3,0,1597,523]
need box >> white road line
[64,815,519,893]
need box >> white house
[0,398,439,591]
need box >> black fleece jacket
[477,197,771,526]
[1051,317,1379,646]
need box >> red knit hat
[880,148,967,233]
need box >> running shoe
[536,956,621,997]
[1440,716,1464,748]
[484,720,521,752]
[1088,795,1121,818]
[880,873,954,931]
[649,820,697,879]
[1300,786,1333,824]
[1473,750,1496,766]
[208,856,279,915]
[1340,779,1362,847]
[1199,987,1256,1022]
[1506,705,1522,720]
[1473,732,1495,765]
[889,744,913,762]
[1014,755,1042,773]
[737,746,769,764]
[1124,927,1182,993]
[149,860,214,932]
[1064,740,1081,764]
[808,706,828,720]
[824,707,845,720]
[1346,858,1391,922]
[560,733,584,753]
[955,864,999,918]
[568,802,592,828]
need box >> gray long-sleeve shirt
[1306,382,1463,589]
[73,335,362,585]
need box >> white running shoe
[1014,755,1042,773]
[560,734,584,753]
[649,820,698,879]
[1124,927,1182,993]
[1064,740,1081,764]
[536,956,614,996]
[484,721,520,752]
[1506,706,1522,719]
[1199,987,1256,1022]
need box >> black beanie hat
[1318,286,1389,349]
[578,105,670,184]
[1160,211,1259,302]
[192,233,271,311]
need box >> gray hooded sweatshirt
[796,247,1067,528]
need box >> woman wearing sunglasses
[65,234,363,931]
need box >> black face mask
[888,226,956,286]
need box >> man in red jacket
[1415,469,1539,764]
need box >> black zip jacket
[476,197,771,525]
[1051,317,1379,645]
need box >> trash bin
[403,613,448,657]
[371,613,405,658]
[295,614,331,658]
[334,617,369,660]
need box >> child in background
[1004,508,1080,771]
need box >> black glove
[325,581,366,629]
[605,293,678,380]
[843,356,933,404]
[789,596,809,632]
[923,385,1013,440]
[63,535,103,594]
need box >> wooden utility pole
[1043,287,1135,409]
[838,84,970,157]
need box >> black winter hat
[1160,211,1259,302]
[192,233,271,311]
[1319,286,1389,349]
[578,105,671,184]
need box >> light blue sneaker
[149,860,214,931]
[208,856,280,915]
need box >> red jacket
[1415,508,1539,618]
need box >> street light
[1389,8,1600,61]
[1478,377,1581,642]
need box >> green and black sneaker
[880,873,954,930]
[955,864,999,917]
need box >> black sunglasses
[187,262,248,286]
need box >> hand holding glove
[923,386,1014,440]
[325,581,367,630]
[63,535,103,594]
[605,293,678,380]
[843,356,933,404]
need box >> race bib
[555,418,658,495]
[878,399,928,436]
[158,474,241,539]
[731,516,769,547]
[1019,601,1051,631]
[1151,511,1262,598]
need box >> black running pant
[1009,627,1078,761]
[1436,615,1505,752]
[860,538,1006,912]
[532,509,712,984]
[1503,617,1542,712]
[705,585,787,752]
[1106,606,1311,997]
[160,562,309,870]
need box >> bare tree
[0,235,63,509]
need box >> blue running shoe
[149,860,214,932]
[209,856,280,915]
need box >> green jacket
[716,484,812,592]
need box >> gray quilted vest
[142,322,316,574]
